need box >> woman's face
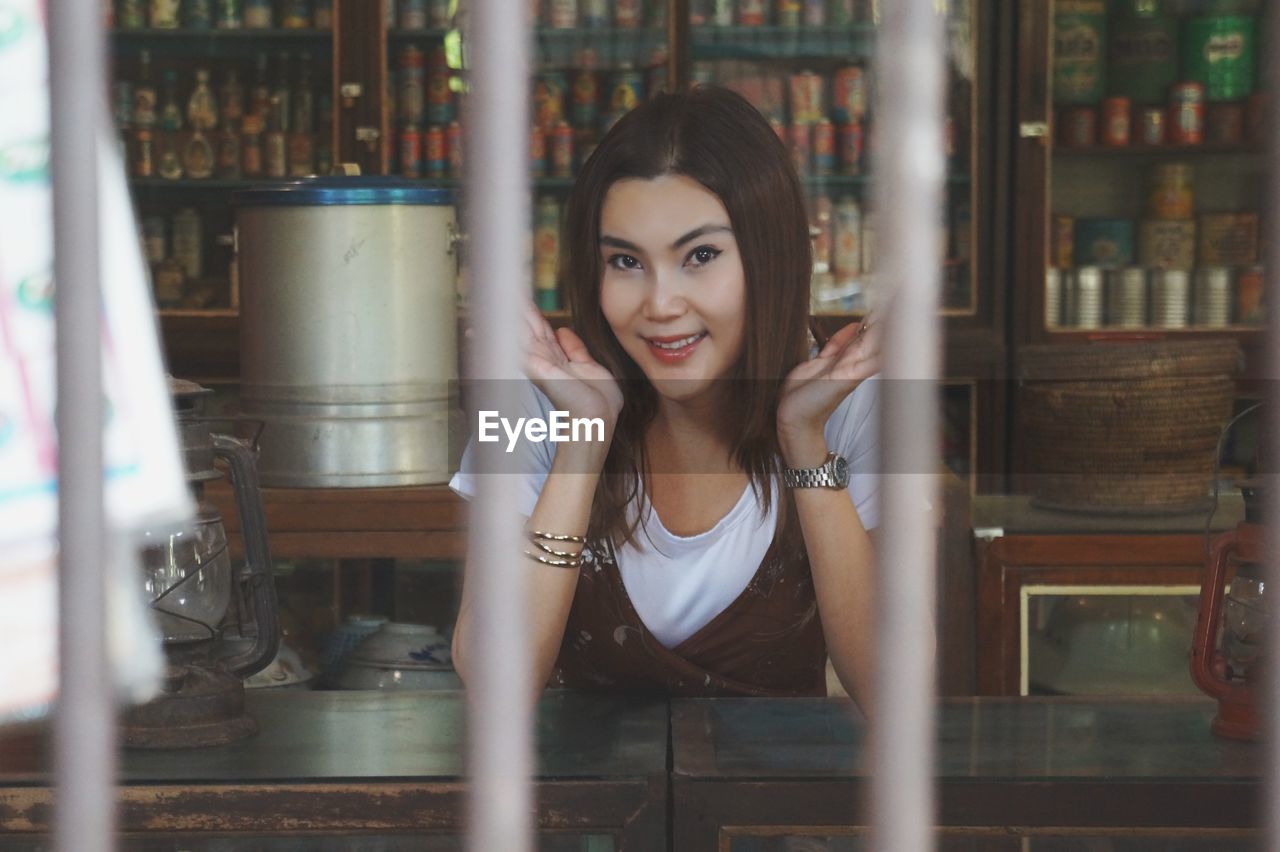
[598,174,747,405]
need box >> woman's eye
[687,245,722,267]
[606,254,641,271]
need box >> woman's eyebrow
[599,224,733,253]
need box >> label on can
[609,71,644,115]
[1101,97,1130,146]
[832,66,867,123]
[1074,218,1135,268]
[399,0,428,28]
[1107,15,1177,104]
[1168,82,1204,145]
[172,208,203,280]
[535,72,568,128]
[1053,0,1106,105]
[789,72,824,125]
[426,67,454,125]
[400,125,422,177]
[812,119,835,176]
[550,121,574,177]
[571,70,599,128]
[1198,213,1258,266]
[1138,219,1195,269]
[142,216,167,265]
[534,197,561,300]
[738,0,767,26]
[1148,162,1193,219]
[1181,15,1255,102]
[398,47,426,126]
[839,121,863,176]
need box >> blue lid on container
[233,177,454,207]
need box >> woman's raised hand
[776,314,881,456]
[523,300,624,428]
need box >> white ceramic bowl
[335,622,461,691]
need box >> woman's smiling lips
[644,332,708,363]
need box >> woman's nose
[642,267,686,320]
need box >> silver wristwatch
[783,452,850,489]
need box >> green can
[1054,0,1107,105]
[1181,15,1256,101]
[1107,5,1177,104]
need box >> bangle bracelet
[529,537,580,559]
[523,549,582,569]
[528,529,587,544]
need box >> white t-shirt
[448,377,880,649]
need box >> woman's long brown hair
[562,86,814,552]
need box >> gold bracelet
[528,529,587,543]
[523,549,582,569]
[529,537,580,559]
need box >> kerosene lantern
[1190,476,1268,741]
[123,379,279,748]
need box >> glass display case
[1016,0,1269,342]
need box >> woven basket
[1018,341,1241,513]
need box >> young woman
[449,86,881,708]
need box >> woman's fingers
[818,315,870,358]
[555,327,597,365]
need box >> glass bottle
[271,51,292,134]
[132,50,157,130]
[187,67,219,130]
[241,114,264,178]
[250,51,272,124]
[219,67,245,129]
[157,69,184,179]
[264,98,288,178]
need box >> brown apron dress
[549,531,828,697]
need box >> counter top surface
[972,493,1245,536]
[671,696,1260,782]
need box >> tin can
[1105,267,1147,328]
[119,0,146,28]
[803,0,825,26]
[185,0,212,28]
[550,120,574,177]
[1206,102,1244,146]
[1061,106,1097,147]
[833,196,862,282]
[1051,215,1074,269]
[571,70,599,128]
[240,128,262,176]
[243,0,272,27]
[216,0,242,27]
[738,0,767,26]
[1101,96,1130,146]
[424,124,445,176]
[1198,213,1258,266]
[529,126,546,177]
[399,0,428,28]
[264,130,287,177]
[397,45,426,126]
[1193,267,1232,327]
[1168,82,1204,145]
[1053,0,1107,105]
[400,125,422,177]
[150,0,180,27]
[1107,11,1177,105]
[427,0,449,26]
[1181,15,1255,102]
[1045,267,1063,328]
[812,118,835,176]
[788,122,811,177]
[832,66,868,123]
[547,0,577,27]
[312,0,332,27]
[279,0,310,28]
[1075,218,1135,268]
[142,216,167,266]
[446,121,463,177]
[839,121,864,176]
[534,196,561,310]
[426,63,454,124]
[581,0,608,26]
[1148,162,1193,219]
[616,0,643,27]
[609,71,644,115]
[1138,219,1195,270]
[172,208,203,280]
[789,72,824,125]
[534,72,568,128]
[1074,265,1104,328]
[1139,106,1165,146]
[777,0,801,28]
[1235,265,1264,324]
[1149,268,1190,327]
[133,130,155,177]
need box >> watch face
[831,454,850,488]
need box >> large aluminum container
[235,178,460,487]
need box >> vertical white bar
[1264,0,1280,843]
[870,0,944,847]
[463,0,533,850]
[49,1,114,851]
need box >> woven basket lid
[1018,339,1243,382]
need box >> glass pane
[110,18,335,313]
[1025,588,1201,696]
[1046,0,1268,331]
[0,834,616,851]
[688,0,978,316]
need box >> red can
[550,120,574,178]
[1101,97,1131,147]
[529,126,546,177]
[1206,102,1244,146]
[839,120,864,176]
[787,122,811,177]
[401,125,423,177]
[812,118,835,176]
[424,124,446,177]
[446,121,463,178]
[1061,107,1097,148]
[1168,82,1204,146]
[1139,107,1166,146]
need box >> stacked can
[1073,265,1104,328]
[1105,267,1147,328]
[533,196,562,310]
[1044,267,1062,328]
[1192,267,1232,327]
[1149,268,1190,327]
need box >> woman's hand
[776,314,881,465]
[523,301,624,431]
